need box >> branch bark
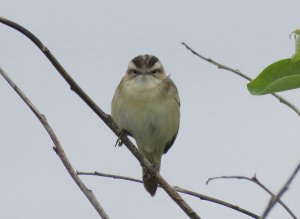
[0,67,110,219]
[181,42,300,117]
[206,174,297,219]
[77,171,259,218]
[0,17,201,219]
[261,162,300,219]
[182,42,300,219]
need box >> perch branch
[0,17,200,219]
[181,42,300,117]
[77,171,259,219]
[206,175,297,219]
[0,67,110,219]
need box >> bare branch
[0,17,201,219]
[77,171,259,219]
[77,171,143,184]
[0,67,110,219]
[261,162,300,219]
[182,42,300,218]
[174,186,259,219]
[181,42,300,117]
[206,175,297,219]
[181,42,252,81]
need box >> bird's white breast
[112,75,179,158]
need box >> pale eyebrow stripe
[148,61,162,71]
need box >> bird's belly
[116,95,178,154]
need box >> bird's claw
[143,165,159,180]
[115,129,127,147]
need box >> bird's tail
[142,167,158,196]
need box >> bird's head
[125,55,167,81]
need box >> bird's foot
[143,165,159,180]
[115,129,127,147]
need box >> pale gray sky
[1,0,300,218]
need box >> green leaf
[247,58,300,95]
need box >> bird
[111,54,180,196]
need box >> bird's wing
[163,130,178,154]
[163,76,180,154]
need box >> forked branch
[261,162,300,219]
[0,17,200,219]
[206,174,297,219]
[77,171,259,218]
[182,42,300,219]
[181,42,300,116]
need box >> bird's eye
[132,70,138,75]
[151,70,158,75]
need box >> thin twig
[77,171,143,183]
[181,42,300,116]
[206,175,297,219]
[182,42,300,218]
[174,186,259,219]
[181,42,252,81]
[0,67,110,219]
[77,171,259,219]
[182,42,300,219]
[261,162,300,219]
[0,17,201,219]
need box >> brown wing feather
[163,131,178,154]
[163,76,180,154]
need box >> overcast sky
[1,1,300,219]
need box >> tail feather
[142,168,158,196]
